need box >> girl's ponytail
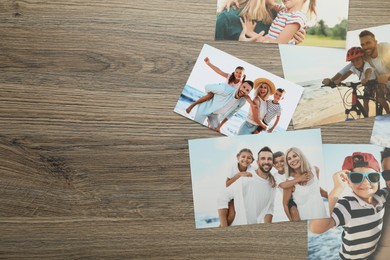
[228,66,245,84]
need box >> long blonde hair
[238,0,274,25]
[253,82,271,101]
[304,0,317,20]
[285,147,312,178]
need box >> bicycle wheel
[356,101,368,117]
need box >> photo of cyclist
[336,30,390,114]
[322,46,377,116]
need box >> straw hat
[253,78,276,96]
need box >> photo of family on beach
[371,114,390,149]
[215,0,349,48]
[174,44,303,136]
[188,129,329,229]
[280,24,390,129]
[308,144,390,260]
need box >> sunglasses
[382,170,390,181]
[348,172,381,184]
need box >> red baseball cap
[342,152,380,172]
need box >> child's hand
[333,170,350,191]
[239,172,253,178]
[361,78,368,85]
[293,28,306,45]
[267,128,274,133]
[268,174,276,188]
[204,57,210,65]
[322,78,332,85]
[297,172,310,183]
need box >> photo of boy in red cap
[310,152,389,260]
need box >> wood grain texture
[0,0,389,258]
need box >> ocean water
[308,227,343,260]
[174,84,283,136]
[371,114,390,147]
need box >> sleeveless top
[287,170,327,220]
[246,97,267,125]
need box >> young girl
[218,148,256,226]
[240,0,316,44]
[186,57,248,114]
[281,147,328,221]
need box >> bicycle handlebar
[321,81,361,88]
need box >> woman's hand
[222,0,240,12]
[239,17,266,42]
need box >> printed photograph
[371,114,390,148]
[308,144,390,260]
[174,44,303,136]
[280,24,390,129]
[215,0,349,48]
[188,129,329,229]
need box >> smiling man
[193,80,253,132]
[217,146,276,226]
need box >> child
[218,148,256,226]
[186,57,248,114]
[240,0,316,44]
[310,152,388,260]
[322,47,377,116]
[253,88,285,133]
[272,151,300,222]
[218,148,275,226]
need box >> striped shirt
[332,188,388,260]
[266,5,307,45]
[263,100,281,125]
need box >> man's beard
[259,164,272,174]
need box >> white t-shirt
[217,169,276,225]
[371,56,389,75]
[226,75,241,89]
[213,96,239,115]
[271,171,289,222]
[349,62,376,81]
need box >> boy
[310,152,388,260]
[253,88,285,134]
[272,151,300,221]
[322,47,377,116]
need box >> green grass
[300,35,346,48]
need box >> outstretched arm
[226,172,253,187]
[186,92,214,113]
[279,173,309,189]
[309,170,349,234]
[204,57,230,79]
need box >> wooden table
[0,0,389,258]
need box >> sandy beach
[293,86,382,129]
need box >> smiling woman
[282,147,328,221]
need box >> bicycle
[321,81,383,120]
